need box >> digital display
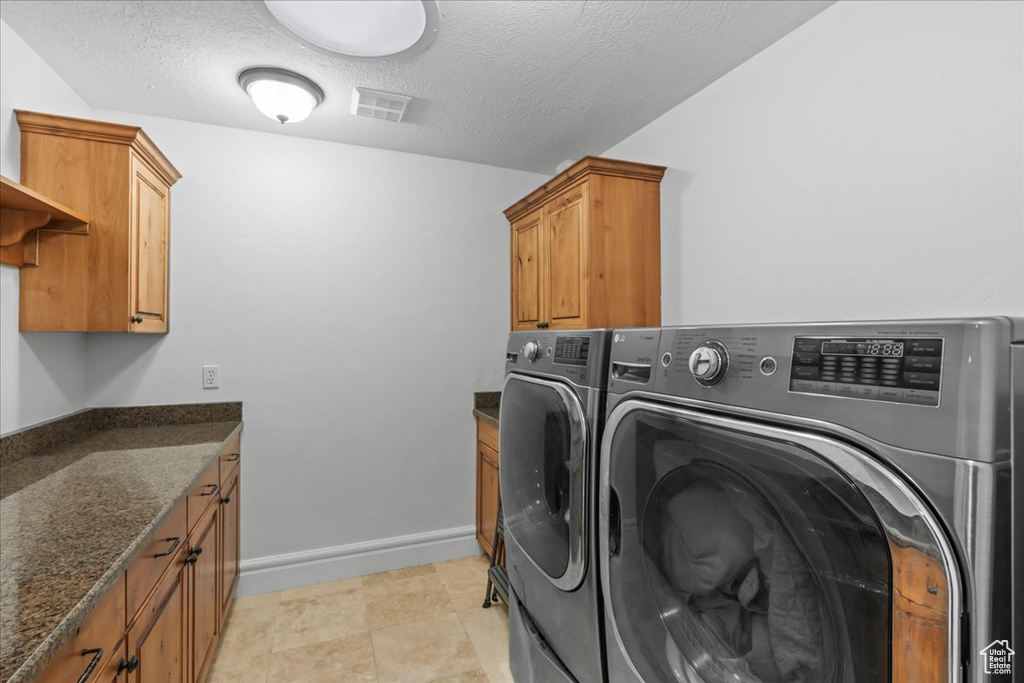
[789,336,943,407]
[821,341,904,357]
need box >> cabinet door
[190,503,220,683]
[219,471,240,625]
[476,443,500,553]
[130,155,170,333]
[511,209,544,331]
[128,549,188,683]
[96,641,129,683]
[544,184,588,329]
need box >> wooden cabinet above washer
[504,156,665,331]
[15,110,181,333]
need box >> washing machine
[500,329,611,683]
[599,319,1021,682]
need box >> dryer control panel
[789,337,943,407]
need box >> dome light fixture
[258,0,439,61]
[238,67,324,124]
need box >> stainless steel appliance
[500,329,611,683]
[599,319,1021,682]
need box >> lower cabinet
[218,469,240,626]
[475,417,500,553]
[190,502,220,683]
[127,546,188,683]
[36,431,241,683]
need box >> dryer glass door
[601,402,940,683]
[500,374,589,591]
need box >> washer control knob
[688,341,729,386]
[689,347,721,379]
[523,340,541,362]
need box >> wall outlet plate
[202,365,219,389]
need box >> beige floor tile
[425,669,490,682]
[217,607,277,661]
[272,590,369,653]
[233,590,281,613]
[372,613,482,683]
[482,660,514,683]
[363,563,438,587]
[435,556,491,612]
[266,632,377,682]
[364,573,455,630]
[279,576,363,602]
[207,653,271,683]
[457,606,510,665]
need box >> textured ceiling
[0,0,834,173]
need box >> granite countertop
[0,418,242,683]
[473,407,499,425]
[473,391,500,426]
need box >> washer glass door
[601,403,924,683]
[500,374,588,590]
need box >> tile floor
[209,554,512,683]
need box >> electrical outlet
[202,365,219,389]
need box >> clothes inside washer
[645,472,830,682]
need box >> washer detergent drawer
[509,592,577,683]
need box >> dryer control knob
[523,341,541,362]
[689,341,729,386]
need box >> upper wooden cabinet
[505,156,665,331]
[15,110,181,333]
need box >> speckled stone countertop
[473,391,500,426]
[0,419,243,683]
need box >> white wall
[81,110,542,583]
[0,20,92,434]
[605,0,1024,325]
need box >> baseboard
[236,525,480,597]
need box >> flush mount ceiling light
[238,67,324,124]
[259,0,439,61]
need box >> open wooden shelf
[0,175,90,267]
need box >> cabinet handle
[153,536,181,558]
[220,494,231,505]
[536,322,549,329]
[185,551,198,566]
[131,315,143,324]
[224,453,240,462]
[116,658,128,674]
[199,483,219,496]
[126,655,140,673]
[77,648,104,683]
[194,545,204,556]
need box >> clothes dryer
[600,319,1021,682]
[501,330,611,683]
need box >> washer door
[600,401,960,683]
[500,374,589,591]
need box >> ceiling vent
[351,87,413,122]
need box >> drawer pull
[126,655,139,673]
[224,453,240,462]
[77,648,103,683]
[186,551,198,566]
[199,483,219,496]
[220,494,232,505]
[117,658,128,674]
[153,536,181,558]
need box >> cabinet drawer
[187,460,221,533]
[36,574,126,683]
[478,418,499,454]
[218,432,241,485]
[127,500,187,621]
